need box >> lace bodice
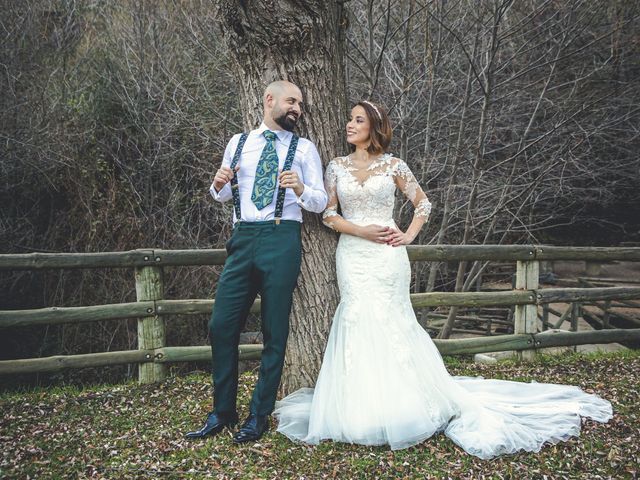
[322,153,431,227]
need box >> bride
[273,100,612,458]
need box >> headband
[362,100,382,120]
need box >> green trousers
[209,220,302,416]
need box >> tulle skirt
[273,233,612,458]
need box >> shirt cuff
[296,184,311,206]
[210,183,228,201]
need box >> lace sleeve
[392,159,432,219]
[322,160,342,229]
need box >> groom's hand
[213,165,239,192]
[279,170,304,196]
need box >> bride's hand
[357,225,393,244]
[386,228,415,247]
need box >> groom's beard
[273,109,299,132]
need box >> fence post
[135,251,166,383]
[542,304,549,331]
[514,259,539,360]
[602,300,611,329]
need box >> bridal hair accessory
[362,100,382,120]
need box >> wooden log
[0,246,637,269]
[0,301,155,328]
[407,245,535,261]
[452,328,489,336]
[3,286,637,330]
[411,290,533,308]
[553,304,574,329]
[545,305,563,317]
[538,304,560,329]
[582,308,606,329]
[2,245,640,271]
[426,322,489,336]
[535,246,640,261]
[156,299,261,315]
[434,328,640,355]
[155,299,213,315]
[155,345,263,363]
[536,287,640,303]
[470,307,512,313]
[611,299,640,309]
[570,302,580,332]
[515,260,539,360]
[608,310,640,328]
[0,249,157,270]
[4,291,525,329]
[602,300,611,329]
[533,328,639,349]
[425,313,513,326]
[589,302,640,328]
[2,329,638,375]
[426,319,445,327]
[542,304,549,331]
[156,292,532,315]
[578,277,640,285]
[135,265,166,384]
[0,349,152,375]
[582,295,640,309]
[148,249,227,266]
[433,334,535,355]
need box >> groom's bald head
[263,80,303,132]
[264,80,301,102]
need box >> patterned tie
[251,130,279,210]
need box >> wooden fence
[1,245,639,383]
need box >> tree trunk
[214,0,347,393]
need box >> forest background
[1,0,639,385]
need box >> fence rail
[1,245,639,382]
[3,287,640,329]
[1,330,637,376]
[2,245,640,270]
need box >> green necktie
[251,130,279,210]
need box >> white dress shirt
[210,123,328,223]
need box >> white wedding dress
[273,154,612,459]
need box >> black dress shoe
[232,414,270,443]
[185,411,238,439]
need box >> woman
[273,101,612,458]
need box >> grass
[1,350,638,479]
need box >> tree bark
[214,0,347,393]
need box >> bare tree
[2,0,639,379]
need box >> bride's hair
[354,100,393,155]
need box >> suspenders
[274,135,299,224]
[230,132,300,224]
[229,133,248,221]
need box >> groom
[185,81,328,443]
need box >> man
[185,81,328,443]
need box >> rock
[473,353,497,364]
